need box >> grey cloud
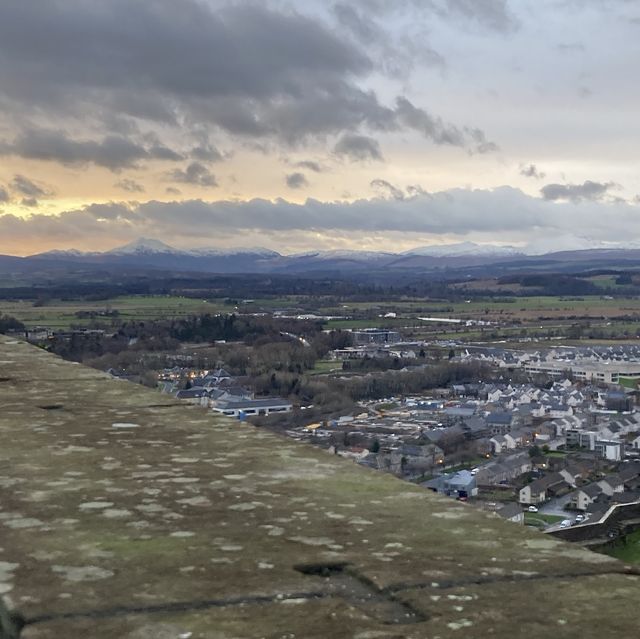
[334,3,381,44]
[11,174,52,197]
[0,186,9,202]
[333,2,445,76]
[4,187,640,251]
[541,180,616,202]
[115,179,145,193]
[370,179,405,200]
[0,1,492,158]
[349,0,517,33]
[0,2,371,140]
[21,197,38,207]
[148,144,183,162]
[295,161,324,173]
[432,0,518,32]
[168,162,217,187]
[406,184,428,197]
[578,86,593,99]
[520,164,545,179]
[557,42,585,52]
[395,97,498,152]
[334,134,383,162]
[191,144,224,162]
[285,173,309,189]
[465,127,499,154]
[394,97,464,146]
[166,187,181,195]
[0,128,183,171]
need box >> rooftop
[1,334,640,638]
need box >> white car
[559,519,572,528]
[527,506,538,513]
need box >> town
[131,325,640,538]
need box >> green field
[308,359,342,375]
[0,295,228,329]
[5,291,640,346]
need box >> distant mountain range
[3,237,640,278]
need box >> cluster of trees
[341,354,425,372]
[46,313,336,363]
[0,314,24,334]
[331,361,491,402]
[167,313,324,344]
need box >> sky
[1,0,640,256]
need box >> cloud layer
[3,186,640,255]
[1,0,640,255]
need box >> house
[559,462,589,486]
[566,429,598,449]
[386,443,444,476]
[490,435,509,455]
[509,428,534,448]
[570,483,604,511]
[486,412,513,435]
[444,405,477,419]
[605,391,633,412]
[618,462,640,488]
[596,473,624,496]
[533,421,556,442]
[175,387,209,403]
[594,439,623,461]
[461,416,490,438]
[423,470,478,499]
[202,369,233,388]
[476,453,532,486]
[518,473,567,505]
[496,502,524,524]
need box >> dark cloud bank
[0,0,497,169]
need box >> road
[538,493,575,518]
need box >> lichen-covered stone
[1,334,639,639]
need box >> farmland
[3,286,640,346]
[0,295,226,329]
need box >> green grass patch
[478,490,516,502]
[604,529,640,563]
[375,402,399,411]
[524,513,564,527]
[308,359,341,376]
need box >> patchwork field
[3,292,640,344]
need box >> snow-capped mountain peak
[106,238,179,255]
[402,242,522,257]
[34,248,91,258]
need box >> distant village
[141,329,640,536]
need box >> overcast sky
[1,0,640,255]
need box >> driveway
[538,493,576,520]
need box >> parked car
[559,519,572,528]
[575,514,585,522]
[527,506,539,513]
